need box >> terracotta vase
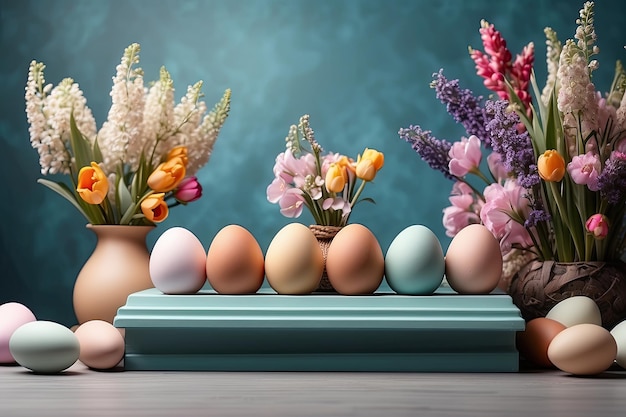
[508,260,626,329]
[309,224,343,292]
[73,224,155,324]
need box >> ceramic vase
[508,260,626,329]
[73,224,155,324]
[309,224,343,292]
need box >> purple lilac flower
[525,208,551,228]
[398,125,454,180]
[598,153,626,204]
[484,99,539,188]
[431,70,490,147]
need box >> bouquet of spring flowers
[399,1,626,265]
[267,114,384,227]
[26,43,231,226]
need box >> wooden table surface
[1,361,626,417]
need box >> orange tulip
[325,163,347,193]
[140,193,168,223]
[76,162,109,205]
[166,146,188,167]
[147,157,186,192]
[538,150,566,182]
[356,148,384,181]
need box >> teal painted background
[1,0,624,326]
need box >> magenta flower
[174,176,202,203]
[586,214,609,239]
[567,152,601,191]
[448,135,483,177]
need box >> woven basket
[509,260,626,329]
[309,224,343,292]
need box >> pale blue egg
[384,225,445,295]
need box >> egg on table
[74,320,125,370]
[545,296,602,327]
[206,225,265,294]
[265,223,323,294]
[0,302,36,363]
[516,317,566,368]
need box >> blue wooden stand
[114,286,524,372]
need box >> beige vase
[73,224,155,324]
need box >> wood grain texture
[1,362,625,417]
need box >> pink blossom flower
[487,152,508,182]
[567,152,601,191]
[585,214,609,239]
[266,176,289,204]
[278,188,305,218]
[322,197,351,218]
[448,135,483,177]
[480,180,533,254]
[442,182,481,237]
[174,176,202,203]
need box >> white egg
[150,227,207,294]
[0,302,36,363]
[610,319,626,369]
[546,296,602,327]
[9,321,80,373]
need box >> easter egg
[516,317,566,368]
[150,227,207,294]
[384,225,444,295]
[74,320,125,370]
[610,319,626,369]
[206,225,265,294]
[0,302,36,363]
[546,296,602,327]
[10,321,80,373]
[265,223,323,294]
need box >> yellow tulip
[166,146,188,167]
[76,162,109,205]
[325,163,347,193]
[356,148,384,181]
[147,157,187,192]
[537,150,566,182]
[140,193,168,223]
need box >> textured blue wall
[1,0,624,325]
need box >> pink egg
[74,320,125,370]
[0,302,36,363]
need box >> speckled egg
[326,224,384,295]
[9,321,80,374]
[0,302,36,363]
[384,225,445,295]
[265,223,323,294]
[206,225,265,294]
[150,227,207,294]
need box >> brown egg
[516,317,566,368]
[206,225,264,294]
[74,320,125,370]
[326,224,384,295]
[445,224,502,294]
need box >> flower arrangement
[267,114,384,227]
[399,1,626,264]
[25,43,231,225]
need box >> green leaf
[69,113,94,170]
[117,173,133,216]
[37,178,105,224]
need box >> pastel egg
[150,227,207,294]
[326,224,384,295]
[547,323,617,375]
[265,223,323,294]
[516,317,566,368]
[384,225,444,295]
[0,302,36,363]
[610,319,626,369]
[206,225,264,294]
[445,224,502,294]
[546,296,602,327]
[10,321,80,373]
[74,320,125,370]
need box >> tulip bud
[174,176,202,204]
[585,214,609,239]
[77,162,109,205]
[325,163,347,193]
[537,150,565,182]
[140,193,168,223]
[356,148,384,181]
[147,157,187,192]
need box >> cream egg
[610,319,626,369]
[326,224,384,295]
[0,302,36,363]
[206,225,264,294]
[445,224,502,294]
[74,320,125,370]
[265,223,323,294]
[548,323,617,375]
[546,296,602,327]
[150,227,207,294]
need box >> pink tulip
[586,214,609,239]
[174,176,203,203]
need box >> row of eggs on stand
[150,222,504,296]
